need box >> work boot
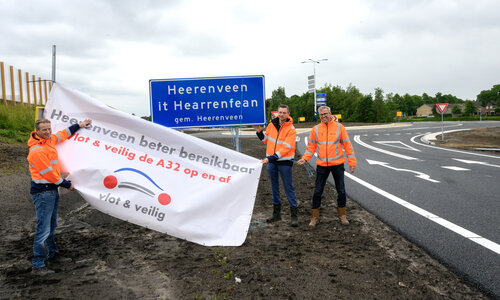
[266,204,282,223]
[309,208,320,227]
[337,207,349,225]
[31,267,55,276]
[290,206,298,227]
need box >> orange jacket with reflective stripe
[27,127,73,185]
[261,117,296,162]
[302,120,356,167]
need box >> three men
[253,104,298,227]
[298,106,356,226]
[27,117,91,275]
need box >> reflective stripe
[50,160,58,165]
[276,140,292,149]
[267,136,277,143]
[33,178,63,185]
[32,179,52,184]
[347,154,355,158]
[276,152,282,158]
[317,155,344,162]
[55,133,62,143]
[318,140,338,145]
[29,164,35,169]
[65,128,71,137]
[30,145,42,153]
[305,150,314,156]
[39,166,53,175]
[277,156,294,161]
[309,139,318,144]
[262,136,268,142]
[341,138,350,143]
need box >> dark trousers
[312,164,346,209]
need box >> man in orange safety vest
[298,106,356,226]
[27,117,91,275]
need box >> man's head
[35,119,52,140]
[318,106,332,124]
[278,104,290,123]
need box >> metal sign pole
[51,45,56,83]
[441,113,444,141]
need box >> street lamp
[301,58,328,119]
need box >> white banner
[44,83,262,246]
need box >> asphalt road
[295,121,500,298]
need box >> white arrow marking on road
[373,141,421,152]
[453,158,500,168]
[354,135,419,161]
[441,166,470,171]
[366,159,440,182]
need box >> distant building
[416,104,433,117]
[416,103,466,117]
[475,101,498,116]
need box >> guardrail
[0,61,51,106]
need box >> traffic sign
[271,111,279,118]
[436,103,449,115]
[149,75,266,128]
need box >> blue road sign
[150,75,266,128]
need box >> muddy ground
[0,126,497,299]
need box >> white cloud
[1,0,499,116]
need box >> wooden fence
[0,61,52,106]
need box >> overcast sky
[1,0,499,116]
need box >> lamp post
[301,58,327,119]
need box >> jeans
[267,163,297,207]
[312,164,346,209]
[31,189,59,269]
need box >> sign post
[436,103,449,141]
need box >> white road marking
[366,159,439,182]
[373,141,421,152]
[410,134,500,159]
[400,123,463,131]
[354,135,419,161]
[453,158,500,168]
[344,172,500,255]
[441,166,470,171]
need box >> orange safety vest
[261,117,296,161]
[302,120,356,167]
[27,127,72,185]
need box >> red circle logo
[103,175,118,189]
[158,193,171,205]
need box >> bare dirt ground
[0,126,497,299]
[433,126,500,152]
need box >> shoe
[31,267,55,276]
[47,253,73,264]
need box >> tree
[477,84,500,107]
[354,95,374,122]
[451,105,462,116]
[464,101,477,116]
[372,88,387,122]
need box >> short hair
[35,118,51,131]
[278,104,290,113]
[317,106,331,114]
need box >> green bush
[0,104,36,143]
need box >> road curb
[421,128,472,145]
